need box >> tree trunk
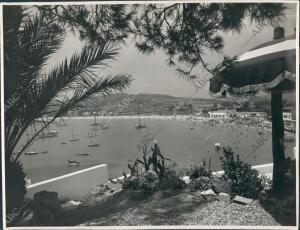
[271,91,285,192]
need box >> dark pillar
[271,26,286,193]
[271,91,285,192]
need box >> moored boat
[214,143,221,150]
[88,143,100,147]
[70,128,80,141]
[74,153,90,156]
[67,160,80,166]
[38,130,58,139]
[99,122,109,130]
[135,104,146,129]
[88,129,100,147]
[25,151,39,155]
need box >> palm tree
[4,6,132,216]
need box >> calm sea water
[17,117,295,183]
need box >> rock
[211,178,232,194]
[191,176,211,191]
[258,189,268,199]
[200,189,216,196]
[116,178,124,183]
[218,193,230,202]
[158,173,186,190]
[33,191,61,212]
[32,191,62,226]
[33,207,55,226]
[61,200,82,210]
[17,210,34,226]
[199,176,211,183]
[233,195,253,205]
[67,200,82,206]
[181,176,191,184]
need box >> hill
[72,92,295,116]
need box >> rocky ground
[80,189,280,226]
[17,181,295,227]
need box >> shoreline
[38,115,273,130]
[40,114,273,123]
[42,114,207,121]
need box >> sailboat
[23,131,39,155]
[91,116,109,130]
[88,127,97,138]
[90,115,101,127]
[24,151,39,155]
[70,127,80,142]
[24,139,38,155]
[88,129,100,147]
[214,143,221,150]
[38,130,58,138]
[56,118,68,127]
[38,116,58,138]
[74,153,90,156]
[67,160,80,166]
[99,121,109,130]
[135,104,146,129]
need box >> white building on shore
[208,110,268,120]
[235,111,267,119]
[208,110,235,119]
[283,112,292,121]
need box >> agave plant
[4,5,132,215]
[134,142,171,178]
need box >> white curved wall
[26,164,108,200]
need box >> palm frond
[18,14,64,85]
[45,74,132,117]
[4,6,64,145]
[4,6,25,100]
[14,73,132,162]
[8,42,131,159]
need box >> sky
[47,3,297,99]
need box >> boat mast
[72,127,75,139]
[138,104,141,126]
[89,128,93,144]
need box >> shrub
[6,159,27,224]
[123,171,160,195]
[185,157,212,179]
[190,176,211,191]
[220,147,264,199]
[159,168,186,190]
[283,157,296,195]
[122,176,140,190]
[260,175,272,190]
[140,171,159,194]
[123,144,186,193]
[140,180,157,194]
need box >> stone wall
[26,164,108,200]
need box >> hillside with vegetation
[67,92,295,116]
